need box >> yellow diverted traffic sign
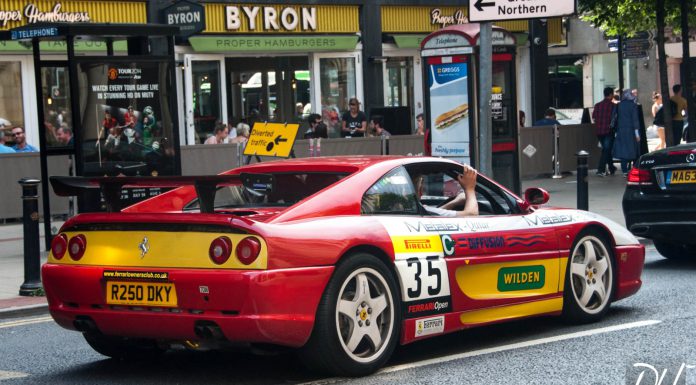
[244,122,299,158]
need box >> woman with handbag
[612,90,641,176]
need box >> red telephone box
[421,24,520,194]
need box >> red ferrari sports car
[43,156,644,376]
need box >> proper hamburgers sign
[427,56,470,163]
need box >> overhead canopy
[420,23,516,57]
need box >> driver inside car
[413,164,479,217]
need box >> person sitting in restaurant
[11,127,38,152]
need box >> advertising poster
[428,59,470,164]
[78,61,176,177]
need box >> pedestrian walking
[651,92,666,150]
[670,84,687,145]
[612,90,641,176]
[592,87,617,176]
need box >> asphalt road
[2,245,696,385]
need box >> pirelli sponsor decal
[497,265,545,291]
[103,270,169,281]
[392,235,443,254]
[415,315,445,337]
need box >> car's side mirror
[523,187,550,207]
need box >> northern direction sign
[468,0,576,22]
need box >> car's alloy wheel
[563,231,614,323]
[335,267,394,363]
[299,253,400,376]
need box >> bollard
[18,178,43,296]
[576,151,589,211]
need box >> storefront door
[183,55,227,144]
[312,52,363,138]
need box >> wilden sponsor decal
[415,315,445,337]
[497,265,545,291]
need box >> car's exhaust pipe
[630,225,650,236]
[193,321,224,340]
[73,316,97,332]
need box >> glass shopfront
[0,60,25,137]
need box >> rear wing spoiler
[49,174,271,213]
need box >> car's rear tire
[562,230,615,323]
[654,241,696,260]
[299,253,401,376]
[83,331,164,360]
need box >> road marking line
[381,320,661,374]
[0,316,53,329]
[299,319,661,385]
[0,370,29,380]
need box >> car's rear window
[184,172,348,211]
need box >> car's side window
[361,167,419,215]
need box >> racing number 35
[406,256,442,298]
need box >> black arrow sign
[274,135,288,145]
[474,0,495,12]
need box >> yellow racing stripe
[459,298,564,325]
[49,231,267,270]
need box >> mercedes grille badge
[139,236,150,258]
[687,153,695,163]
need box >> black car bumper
[622,187,696,244]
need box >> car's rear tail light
[51,233,68,260]
[209,236,232,265]
[627,168,653,186]
[67,234,87,261]
[236,237,261,265]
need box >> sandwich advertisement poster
[428,60,470,163]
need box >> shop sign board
[225,5,317,32]
[189,35,359,53]
[77,60,177,177]
[427,58,470,165]
[0,2,147,30]
[622,32,652,59]
[244,123,299,158]
[163,0,205,37]
[468,0,575,22]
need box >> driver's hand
[457,165,477,191]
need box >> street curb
[0,303,49,320]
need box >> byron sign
[163,0,205,37]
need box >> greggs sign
[0,3,89,27]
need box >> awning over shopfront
[189,35,359,53]
[391,34,428,49]
[0,40,128,53]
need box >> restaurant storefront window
[41,66,73,149]
[316,54,360,138]
[192,60,222,144]
[0,61,25,141]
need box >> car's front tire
[654,241,696,260]
[299,253,401,376]
[562,230,615,323]
[83,331,164,360]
